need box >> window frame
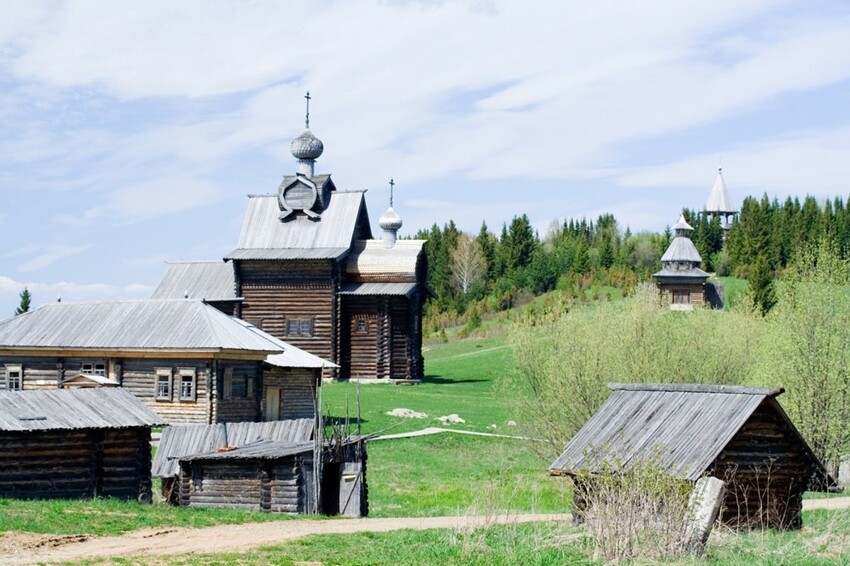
[155,368,173,401]
[81,362,107,376]
[178,368,197,402]
[5,364,22,391]
[356,319,368,333]
[223,367,233,400]
[286,318,314,337]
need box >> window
[223,367,233,400]
[356,319,368,333]
[179,369,196,401]
[286,318,313,337]
[246,376,255,399]
[155,369,172,401]
[81,362,106,376]
[5,365,22,391]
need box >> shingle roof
[550,383,785,481]
[152,419,314,477]
[151,261,236,300]
[653,267,710,279]
[225,191,369,259]
[660,237,702,264]
[345,240,424,281]
[0,300,283,354]
[0,388,165,431]
[705,170,735,214]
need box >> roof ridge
[165,259,226,264]
[608,382,784,396]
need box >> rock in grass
[435,414,465,424]
[386,408,428,419]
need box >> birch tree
[450,233,487,294]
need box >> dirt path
[0,513,571,565]
[3,498,848,564]
[373,426,532,441]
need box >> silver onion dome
[290,129,324,160]
[379,207,403,231]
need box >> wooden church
[154,98,428,382]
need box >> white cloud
[0,275,154,318]
[15,244,92,273]
[617,126,850,202]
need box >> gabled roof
[225,191,371,260]
[152,419,314,477]
[0,300,283,354]
[151,261,236,300]
[345,240,425,281]
[0,388,165,431]
[550,383,831,485]
[705,170,735,214]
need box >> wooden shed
[550,383,839,530]
[0,387,164,501]
[177,440,317,513]
[152,419,368,516]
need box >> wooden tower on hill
[654,215,709,309]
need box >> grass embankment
[322,333,570,517]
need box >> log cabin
[0,387,164,501]
[549,383,839,530]
[0,299,335,424]
[654,215,710,309]
[152,113,428,382]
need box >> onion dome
[290,129,324,161]
[379,207,403,232]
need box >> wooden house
[152,419,367,516]
[550,383,839,530]
[0,299,334,424]
[0,387,164,501]
[153,117,428,382]
[654,215,710,309]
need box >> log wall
[237,260,337,364]
[0,427,152,501]
[215,361,261,423]
[712,399,812,530]
[0,357,60,391]
[122,359,211,424]
[262,367,319,420]
[656,282,705,307]
[179,454,312,514]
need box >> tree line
[415,193,850,320]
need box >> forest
[414,193,850,326]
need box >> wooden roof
[550,383,831,484]
[660,236,702,264]
[0,388,165,431]
[151,261,236,300]
[153,419,314,477]
[179,440,314,462]
[705,170,735,214]
[339,282,419,297]
[0,300,283,355]
[225,191,371,260]
[345,239,425,281]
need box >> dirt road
[2,497,847,565]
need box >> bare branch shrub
[572,458,695,563]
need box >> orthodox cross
[389,178,395,207]
[305,91,311,129]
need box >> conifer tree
[749,254,776,316]
[15,288,31,316]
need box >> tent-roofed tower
[653,215,709,310]
[704,168,736,233]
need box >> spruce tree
[15,288,31,316]
[749,254,776,316]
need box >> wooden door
[349,316,378,378]
[265,387,281,421]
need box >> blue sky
[3,1,850,315]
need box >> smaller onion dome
[290,129,324,160]
[379,207,403,231]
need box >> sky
[3,0,850,315]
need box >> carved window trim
[178,368,197,402]
[5,364,22,391]
[286,318,313,337]
[155,368,172,401]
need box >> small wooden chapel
[154,95,428,382]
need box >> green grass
[0,497,316,537]
[713,276,750,309]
